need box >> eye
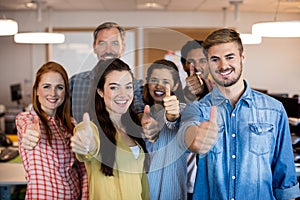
[109,86,119,90]
[162,80,171,85]
[149,78,158,84]
[210,57,219,63]
[126,85,133,90]
[187,59,196,66]
[57,85,65,90]
[98,41,107,47]
[111,41,120,47]
[226,55,235,60]
[199,58,207,64]
[42,84,50,89]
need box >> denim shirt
[178,80,300,200]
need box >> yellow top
[74,122,150,200]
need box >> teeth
[155,91,164,95]
[48,99,57,103]
[220,69,232,76]
[115,100,127,104]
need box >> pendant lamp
[0,19,18,36]
[14,2,65,44]
[251,0,300,38]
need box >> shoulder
[251,90,284,110]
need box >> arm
[272,107,300,199]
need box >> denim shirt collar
[210,80,253,108]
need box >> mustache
[101,53,118,58]
[216,67,234,73]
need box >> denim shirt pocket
[249,123,274,155]
[211,125,225,154]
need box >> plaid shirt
[70,63,144,122]
[16,110,88,200]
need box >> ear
[97,88,104,98]
[93,43,97,54]
[121,41,126,55]
[241,51,246,63]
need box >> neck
[217,79,245,107]
[153,102,164,112]
[110,113,123,130]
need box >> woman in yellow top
[70,58,149,200]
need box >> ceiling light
[251,0,300,38]
[14,32,65,44]
[240,33,262,44]
[252,21,300,37]
[0,19,18,36]
[137,2,164,10]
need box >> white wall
[0,10,299,107]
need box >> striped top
[146,103,188,200]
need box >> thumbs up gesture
[141,105,160,143]
[185,63,204,96]
[163,84,180,122]
[186,106,218,154]
[21,115,41,150]
[71,113,97,155]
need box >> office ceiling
[0,0,300,13]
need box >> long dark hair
[87,58,148,176]
[143,59,185,106]
[32,61,74,146]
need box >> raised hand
[141,105,160,143]
[185,106,218,154]
[21,115,40,150]
[71,113,97,155]
[185,62,204,96]
[163,84,180,121]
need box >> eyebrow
[108,82,133,86]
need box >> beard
[211,62,243,88]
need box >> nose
[50,88,56,96]
[219,58,229,68]
[119,87,127,96]
[154,80,165,88]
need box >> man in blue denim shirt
[178,28,300,199]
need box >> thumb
[142,105,151,124]
[165,84,171,97]
[83,112,92,133]
[32,115,40,132]
[189,63,195,76]
[209,106,218,124]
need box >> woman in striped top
[142,59,188,200]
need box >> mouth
[218,68,234,77]
[47,98,59,104]
[102,53,117,60]
[114,99,129,106]
[154,90,165,97]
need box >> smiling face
[93,28,125,61]
[97,70,133,116]
[37,71,65,117]
[148,68,177,104]
[185,48,209,78]
[207,41,245,88]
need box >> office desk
[0,163,26,200]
